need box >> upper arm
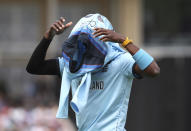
[26,58,60,76]
[134,60,160,78]
[41,59,60,76]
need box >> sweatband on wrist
[133,49,154,70]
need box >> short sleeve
[120,53,135,78]
[58,57,65,76]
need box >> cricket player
[26,14,160,131]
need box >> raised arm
[92,28,160,78]
[26,17,72,76]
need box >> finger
[93,28,103,33]
[54,23,62,30]
[58,20,65,28]
[101,37,109,42]
[94,28,104,31]
[53,24,60,32]
[93,32,108,38]
[92,29,107,35]
[94,28,99,31]
[60,17,65,23]
[52,25,59,32]
[99,35,109,41]
[65,22,73,28]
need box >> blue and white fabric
[56,13,125,119]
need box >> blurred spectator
[0,105,76,131]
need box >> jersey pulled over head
[57,14,125,119]
[62,13,125,74]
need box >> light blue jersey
[59,52,135,131]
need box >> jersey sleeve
[120,53,135,78]
[58,57,65,76]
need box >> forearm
[26,37,60,75]
[31,37,52,62]
[26,37,51,71]
[92,28,160,77]
[26,17,72,76]
[122,41,160,77]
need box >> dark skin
[44,17,73,39]
[92,28,160,77]
[44,17,160,78]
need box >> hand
[92,28,126,43]
[44,17,73,39]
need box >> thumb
[65,22,73,28]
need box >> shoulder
[107,52,134,72]
[114,52,134,64]
[113,52,135,77]
[121,52,133,59]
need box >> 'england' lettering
[90,81,104,90]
